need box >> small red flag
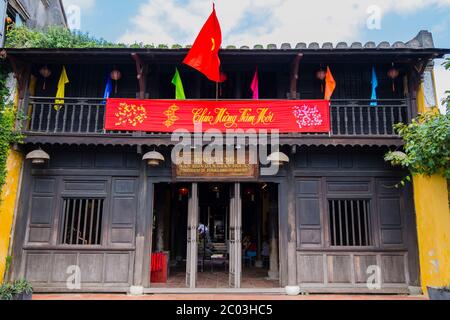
[251,69,259,100]
[183,5,222,82]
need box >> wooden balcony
[22,97,410,147]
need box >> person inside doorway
[261,237,270,268]
[243,234,257,266]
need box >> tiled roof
[223,30,436,50]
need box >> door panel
[186,183,199,288]
[229,183,242,288]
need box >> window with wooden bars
[329,199,372,247]
[60,198,104,245]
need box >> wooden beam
[132,53,149,99]
[7,55,31,99]
[289,53,303,99]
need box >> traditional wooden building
[3,30,449,294]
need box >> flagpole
[215,81,219,100]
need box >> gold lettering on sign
[192,106,275,128]
[174,151,258,180]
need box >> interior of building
[150,182,279,288]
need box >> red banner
[105,99,331,133]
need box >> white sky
[63,0,450,108]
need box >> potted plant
[428,286,450,300]
[0,279,33,300]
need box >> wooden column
[186,183,199,288]
[289,53,303,99]
[134,150,148,287]
[132,53,149,99]
[286,155,297,286]
[142,180,154,288]
[268,192,279,279]
[229,183,242,288]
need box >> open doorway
[150,182,279,289]
[196,183,231,288]
[150,183,190,288]
[241,183,280,288]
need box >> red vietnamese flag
[183,4,222,82]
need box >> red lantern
[110,69,122,94]
[39,65,52,90]
[178,187,189,201]
[387,63,400,92]
[316,68,326,92]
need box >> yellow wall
[0,150,23,283]
[413,68,450,295]
[413,175,450,294]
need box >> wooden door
[229,183,242,288]
[186,183,199,288]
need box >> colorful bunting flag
[103,75,113,101]
[370,67,378,106]
[324,66,336,100]
[55,66,69,110]
[183,4,222,82]
[172,68,186,100]
[251,69,259,100]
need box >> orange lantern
[39,65,52,90]
[110,69,122,94]
[316,68,327,92]
[387,63,400,92]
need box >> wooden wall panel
[28,178,58,244]
[109,178,138,245]
[51,253,77,283]
[25,253,51,282]
[105,253,132,284]
[296,179,323,248]
[354,255,377,283]
[297,254,324,283]
[381,255,407,284]
[23,251,134,289]
[78,254,104,283]
[327,255,352,283]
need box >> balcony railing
[23,97,409,138]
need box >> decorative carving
[292,105,324,129]
[163,104,180,128]
[114,102,148,127]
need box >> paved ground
[33,294,428,300]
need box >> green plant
[5,25,114,49]
[12,279,33,295]
[0,64,24,195]
[444,58,450,110]
[0,283,14,300]
[385,111,450,185]
[4,255,12,276]
[4,25,174,50]
[0,279,32,300]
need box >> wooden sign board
[173,152,259,181]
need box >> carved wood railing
[23,97,409,138]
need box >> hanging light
[387,63,400,92]
[267,152,290,167]
[244,187,255,202]
[39,65,52,90]
[110,69,122,94]
[26,148,50,165]
[211,185,220,199]
[178,187,189,201]
[316,67,326,92]
[143,150,165,167]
